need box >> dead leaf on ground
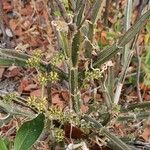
[30,89,46,98]
[5,66,22,78]
[64,124,87,139]
[20,5,33,16]
[24,84,38,91]
[18,79,29,92]
[2,1,13,12]
[100,31,108,46]
[141,123,150,142]
[60,90,69,102]
[9,19,18,31]
[82,94,92,104]
[80,105,89,113]
[144,94,150,101]
[52,93,64,108]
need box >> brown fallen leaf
[18,79,29,92]
[100,31,109,46]
[52,93,64,108]
[24,84,38,91]
[30,89,46,98]
[9,19,18,31]
[64,123,87,139]
[80,105,89,113]
[141,122,150,142]
[20,5,33,16]
[2,0,13,12]
[8,66,21,77]
[60,90,69,102]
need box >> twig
[0,2,8,46]
[47,0,61,51]
[55,0,70,22]
[54,0,74,31]
[135,45,143,102]
[114,51,133,105]
[103,0,110,25]
[46,64,52,108]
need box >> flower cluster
[48,71,59,83]
[47,106,81,126]
[27,96,47,112]
[53,128,64,142]
[83,68,102,88]
[85,68,102,82]
[51,52,65,66]
[47,106,67,124]
[27,50,42,68]
[37,72,59,86]
[37,73,48,86]
[3,92,17,103]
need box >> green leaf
[14,113,45,150]
[0,138,8,150]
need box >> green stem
[0,48,68,81]
[46,64,52,108]
[69,31,81,112]
[70,68,80,112]
[117,111,150,121]
[93,9,150,67]
[121,101,150,112]
[83,115,131,150]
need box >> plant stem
[117,111,150,121]
[46,64,52,107]
[121,101,150,112]
[135,44,143,102]
[83,115,132,150]
[69,31,81,112]
[93,9,150,67]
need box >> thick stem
[93,9,150,67]
[69,31,81,112]
[70,68,80,112]
[46,64,52,108]
[83,115,131,150]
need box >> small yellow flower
[48,71,59,83]
[37,73,48,86]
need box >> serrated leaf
[14,113,45,150]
